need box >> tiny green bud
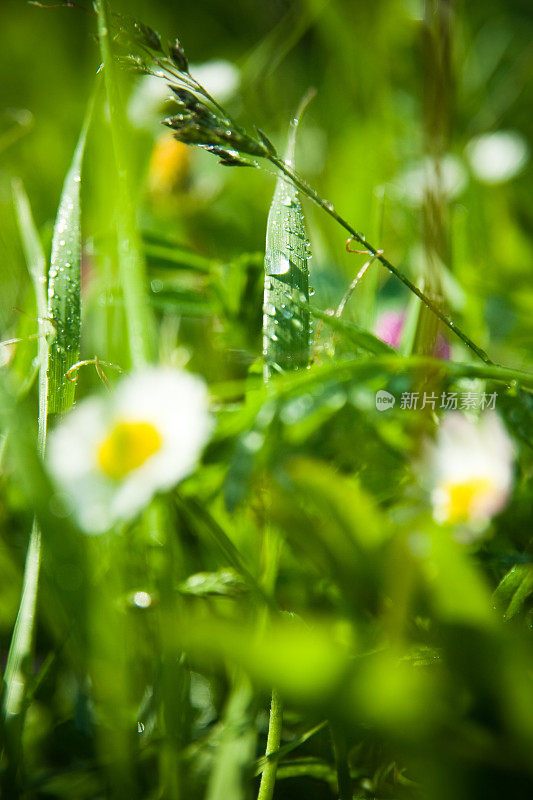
[169,39,189,72]
[133,20,163,52]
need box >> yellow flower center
[442,477,492,524]
[97,421,162,480]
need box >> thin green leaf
[254,720,328,775]
[275,759,336,785]
[47,112,90,412]
[206,674,256,800]
[494,565,533,620]
[175,493,275,610]
[2,183,48,739]
[12,180,49,451]
[308,303,395,356]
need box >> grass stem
[330,724,352,800]
[257,688,283,800]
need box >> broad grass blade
[47,116,89,413]
[263,119,310,379]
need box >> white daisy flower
[427,412,514,534]
[393,154,468,206]
[466,131,529,185]
[47,368,212,534]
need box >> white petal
[466,131,529,185]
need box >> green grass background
[1,1,533,798]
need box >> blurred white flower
[127,76,170,131]
[48,368,212,533]
[189,59,239,103]
[127,60,239,132]
[394,154,468,206]
[466,131,529,185]
[427,412,514,533]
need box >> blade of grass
[307,303,395,356]
[11,180,49,453]
[96,0,155,367]
[47,98,93,413]
[258,95,314,800]
[205,673,256,800]
[259,355,533,400]
[412,0,451,358]
[1,182,48,796]
[95,9,169,792]
[263,100,312,380]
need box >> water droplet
[263,302,276,316]
[265,250,290,276]
[133,591,152,608]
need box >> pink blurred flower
[374,310,404,349]
[374,309,450,359]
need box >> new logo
[375,390,395,411]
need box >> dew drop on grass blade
[47,115,90,413]
[263,114,311,380]
[258,98,314,800]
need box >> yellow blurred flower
[148,134,190,195]
[47,367,212,533]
